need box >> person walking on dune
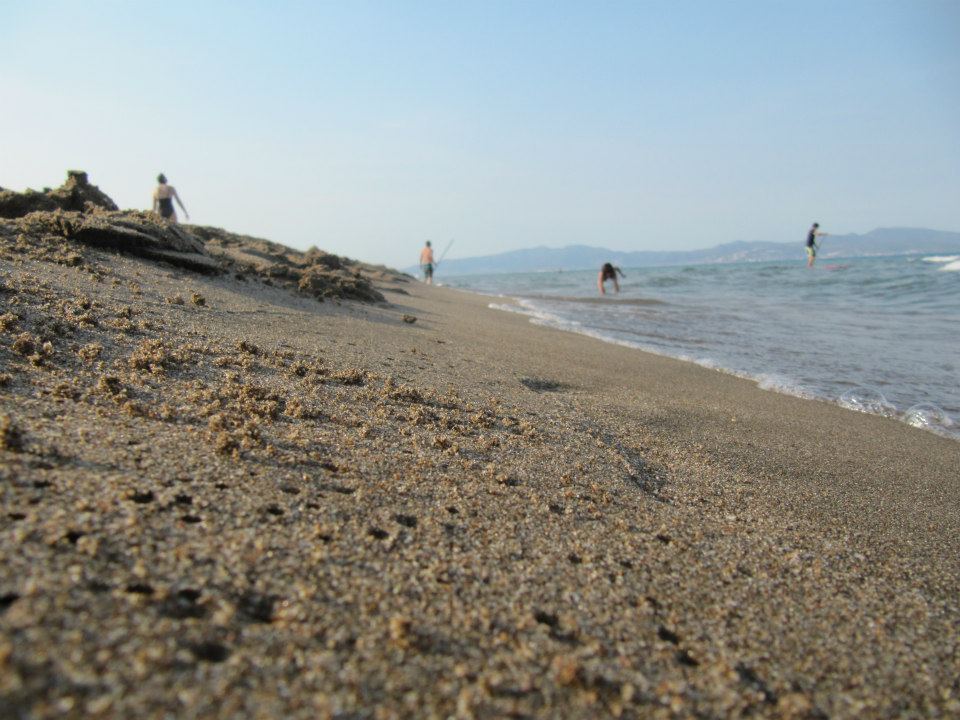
[806,222,828,267]
[153,174,189,223]
[420,240,435,284]
[598,262,624,295]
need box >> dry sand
[1,212,959,718]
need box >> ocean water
[443,255,960,440]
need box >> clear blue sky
[3,0,958,268]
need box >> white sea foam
[902,403,955,436]
[922,255,959,263]
[487,301,530,315]
[691,357,723,370]
[838,387,896,416]
[754,374,817,399]
[940,260,960,272]
[488,300,584,329]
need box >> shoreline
[492,291,959,440]
[441,274,959,442]
[2,225,959,717]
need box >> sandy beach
[2,179,959,718]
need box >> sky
[2,0,959,269]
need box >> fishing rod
[435,238,455,267]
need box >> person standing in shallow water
[598,262,624,295]
[420,240,435,284]
[153,174,189,223]
[806,222,828,267]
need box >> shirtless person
[597,262,624,295]
[153,174,189,223]
[420,241,435,284]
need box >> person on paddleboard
[152,174,189,223]
[420,240,435,284]
[598,262,625,295]
[806,222,828,267]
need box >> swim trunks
[158,197,175,219]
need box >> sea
[442,255,960,440]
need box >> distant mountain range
[415,227,960,276]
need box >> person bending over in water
[598,262,624,295]
[153,174,189,223]
[420,240,435,284]
[806,222,828,267]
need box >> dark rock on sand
[303,246,343,270]
[0,170,118,218]
[1,171,402,302]
[298,268,385,303]
[192,224,387,302]
[17,209,220,274]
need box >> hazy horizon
[3,1,959,269]
[399,226,960,274]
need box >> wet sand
[2,233,959,718]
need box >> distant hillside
[419,228,960,276]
